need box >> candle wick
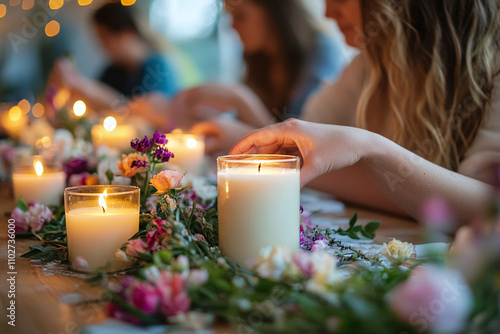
[101,206,106,214]
[258,163,262,173]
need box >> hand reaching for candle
[229,119,373,187]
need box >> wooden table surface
[0,186,422,334]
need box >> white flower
[114,249,128,261]
[192,178,218,201]
[305,251,339,295]
[254,247,294,280]
[143,266,161,283]
[311,239,328,251]
[381,238,415,265]
[187,269,209,287]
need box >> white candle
[164,133,205,175]
[65,186,140,272]
[91,116,137,152]
[217,155,300,268]
[12,160,65,206]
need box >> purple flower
[153,131,168,145]
[131,136,152,153]
[153,147,174,163]
[131,160,147,169]
[64,158,88,178]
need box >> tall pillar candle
[217,155,300,268]
[64,185,140,272]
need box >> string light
[103,116,117,132]
[121,0,136,6]
[78,0,93,5]
[21,0,34,10]
[18,99,31,114]
[49,0,64,10]
[73,100,86,117]
[45,20,60,37]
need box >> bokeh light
[121,0,136,6]
[187,138,197,148]
[45,20,60,37]
[32,103,45,118]
[22,0,34,10]
[0,5,7,18]
[18,99,31,114]
[73,100,87,117]
[103,116,117,132]
[8,106,22,122]
[78,0,93,6]
[49,0,64,10]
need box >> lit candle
[65,185,140,272]
[12,156,65,206]
[91,116,137,152]
[164,133,205,175]
[217,155,300,268]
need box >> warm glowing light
[73,100,86,117]
[99,189,108,214]
[49,0,64,10]
[10,0,21,7]
[34,161,44,176]
[36,136,52,149]
[18,99,31,114]
[0,5,6,18]
[45,20,60,37]
[103,116,117,132]
[121,0,136,6]
[22,0,34,10]
[32,103,45,118]
[186,138,197,148]
[8,106,22,121]
[78,0,93,5]
[171,128,183,134]
[53,88,69,109]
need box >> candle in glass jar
[164,133,205,175]
[91,116,137,151]
[12,158,65,206]
[65,186,140,272]
[217,155,300,268]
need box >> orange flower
[150,170,184,194]
[116,153,149,177]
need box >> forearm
[74,77,127,111]
[363,133,493,223]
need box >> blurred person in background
[132,0,346,146]
[48,2,179,112]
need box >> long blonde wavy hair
[356,0,500,170]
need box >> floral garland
[15,132,500,334]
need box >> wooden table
[0,187,422,334]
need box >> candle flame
[103,116,117,132]
[34,161,44,176]
[99,189,108,214]
[186,138,197,148]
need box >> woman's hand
[230,119,374,187]
[190,117,256,155]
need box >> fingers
[190,121,220,137]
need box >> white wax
[165,135,205,175]
[91,125,137,151]
[218,168,300,268]
[66,206,139,272]
[12,171,66,206]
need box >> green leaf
[348,213,358,229]
[364,222,380,234]
[17,197,29,212]
[105,169,114,185]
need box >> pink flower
[422,196,454,231]
[193,234,206,242]
[11,208,28,233]
[126,238,148,257]
[157,272,191,317]
[389,267,472,334]
[150,170,184,194]
[130,281,160,315]
[292,252,317,279]
[311,239,328,252]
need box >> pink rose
[157,272,190,317]
[10,202,52,233]
[389,266,472,334]
[126,238,148,257]
[150,170,183,194]
[193,234,206,242]
[129,281,160,315]
[11,208,28,233]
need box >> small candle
[65,185,140,272]
[12,156,65,206]
[91,116,137,152]
[164,133,205,175]
[217,155,300,268]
